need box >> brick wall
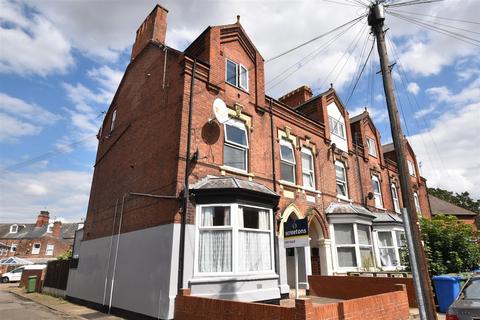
[175,286,410,320]
[19,269,45,292]
[308,275,417,307]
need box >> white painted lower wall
[67,223,180,320]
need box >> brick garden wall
[175,286,410,320]
[308,275,417,308]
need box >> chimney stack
[35,211,50,227]
[279,85,313,108]
[52,221,62,238]
[131,4,168,61]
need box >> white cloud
[387,0,480,77]
[0,169,92,222]
[409,76,480,199]
[413,105,435,119]
[0,92,60,142]
[407,82,420,95]
[0,113,40,142]
[0,0,73,76]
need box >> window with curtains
[224,119,249,171]
[335,161,348,197]
[333,223,373,269]
[301,147,315,189]
[280,139,296,184]
[196,204,273,275]
[376,230,406,268]
[391,184,400,213]
[371,175,383,208]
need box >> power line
[388,8,480,25]
[266,14,367,62]
[388,0,445,8]
[347,37,375,105]
[388,12,480,47]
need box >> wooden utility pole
[368,3,437,320]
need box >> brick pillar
[295,298,313,320]
[52,221,62,237]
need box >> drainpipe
[108,193,127,314]
[354,132,365,206]
[269,97,279,276]
[103,199,119,307]
[178,59,197,294]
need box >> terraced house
[66,4,431,319]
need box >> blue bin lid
[432,275,463,281]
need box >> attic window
[367,137,377,157]
[9,224,18,234]
[226,59,248,91]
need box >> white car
[1,264,46,283]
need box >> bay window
[301,148,315,189]
[376,229,406,268]
[280,139,296,184]
[333,223,373,269]
[335,161,348,197]
[224,119,249,171]
[391,184,400,213]
[196,204,274,276]
[371,175,383,208]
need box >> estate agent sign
[284,218,309,248]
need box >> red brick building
[0,211,79,273]
[67,5,431,319]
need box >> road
[0,287,73,320]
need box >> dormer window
[47,223,54,233]
[9,224,18,234]
[226,59,248,91]
[328,116,345,139]
[367,137,378,157]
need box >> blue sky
[1,0,479,222]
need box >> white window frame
[328,116,345,139]
[332,223,374,271]
[9,224,18,234]
[110,109,117,133]
[279,139,296,184]
[335,161,348,198]
[45,244,55,256]
[391,184,400,213]
[371,175,383,208]
[367,137,378,157]
[413,192,421,216]
[407,160,416,177]
[373,228,406,270]
[223,119,249,171]
[194,203,275,278]
[225,59,249,92]
[10,243,17,253]
[301,147,315,190]
[32,243,41,255]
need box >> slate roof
[0,222,79,240]
[191,175,278,197]
[429,195,478,217]
[372,212,403,224]
[325,202,376,218]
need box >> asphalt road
[0,288,73,320]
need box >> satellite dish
[212,98,229,124]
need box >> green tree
[57,249,72,260]
[428,187,480,214]
[412,215,480,275]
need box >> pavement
[0,283,121,320]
